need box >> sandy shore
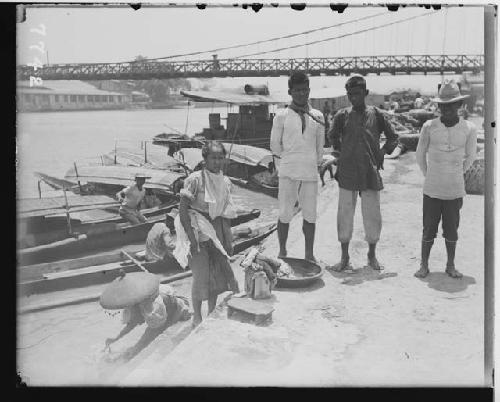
[17,152,485,386]
[120,152,485,387]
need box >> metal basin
[276,257,324,288]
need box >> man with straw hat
[414,79,477,279]
[116,172,152,225]
[101,271,191,356]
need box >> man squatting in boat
[144,209,178,264]
[116,172,151,225]
[328,75,399,272]
[175,140,240,328]
[414,79,477,279]
[270,71,325,264]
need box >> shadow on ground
[274,278,326,293]
[418,272,476,293]
[325,265,398,286]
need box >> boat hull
[18,208,261,266]
[18,223,276,296]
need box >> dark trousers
[422,195,463,242]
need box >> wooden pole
[114,139,117,164]
[483,5,496,388]
[62,188,73,236]
[73,162,82,193]
[144,140,148,164]
[37,180,42,199]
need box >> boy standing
[270,71,325,263]
[328,75,399,271]
[414,79,477,279]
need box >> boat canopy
[222,143,275,168]
[180,90,289,106]
[179,143,276,170]
[64,165,184,192]
[102,145,181,170]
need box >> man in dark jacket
[328,75,399,272]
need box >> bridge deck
[18,55,484,81]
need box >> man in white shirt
[145,209,178,263]
[116,173,151,225]
[270,71,325,263]
[414,79,477,279]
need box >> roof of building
[17,80,125,96]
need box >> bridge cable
[232,9,439,59]
[125,11,388,62]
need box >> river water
[16,106,281,224]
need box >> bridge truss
[18,54,484,81]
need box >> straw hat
[99,271,160,310]
[432,79,470,104]
[134,172,152,180]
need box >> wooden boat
[18,223,277,296]
[18,207,261,267]
[18,195,178,249]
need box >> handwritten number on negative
[30,24,46,36]
[29,41,46,54]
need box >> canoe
[18,200,178,249]
[18,208,261,266]
[18,223,276,296]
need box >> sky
[17,5,484,65]
[16,5,485,95]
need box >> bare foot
[329,258,351,272]
[278,252,287,259]
[445,265,463,279]
[305,255,317,264]
[191,316,202,329]
[414,265,430,278]
[367,255,384,271]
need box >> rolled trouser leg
[360,190,381,244]
[337,187,357,244]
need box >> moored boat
[18,207,261,266]
[18,222,276,297]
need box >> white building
[17,80,132,112]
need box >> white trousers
[278,177,318,224]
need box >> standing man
[414,80,477,279]
[116,172,151,225]
[270,71,325,263]
[328,75,399,271]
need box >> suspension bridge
[17,9,484,81]
[17,54,484,81]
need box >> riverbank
[120,152,485,387]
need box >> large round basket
[99,272,160,310]
[276,257,324,288]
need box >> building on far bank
[17,80,132,112]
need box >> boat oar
[121,250,150,273]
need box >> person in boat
[174,140,240,328]
[414,79,477,279]
[270,71,325,263]
[102,276,191,360]
[116,173,150,225]
[328,75,399,272]
[144,209,179,264]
